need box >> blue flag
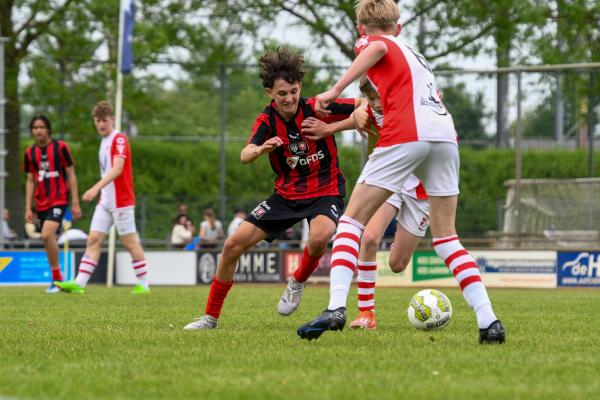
[120,0,135,74]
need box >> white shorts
[357,141,460,196]
[90,205,137,236]
[396,194,430,237]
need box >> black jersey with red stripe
[248,97,355,200]
[24,140,74,211]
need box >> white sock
[132,259,149,289]
[327,216,364,310]
[328,266,355,310]
[357,260,377,312]
[75,255,97,287]
[433,235,497,329]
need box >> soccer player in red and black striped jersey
[24,115,82,293]
[184,47,365,330]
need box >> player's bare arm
[65,166,82,219]
[25,172,36,223]
[240,137,283,164]
[315,42,388,113]
[82,157,125,202]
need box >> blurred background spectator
[2,208,17,242]
[227,207,246,237]
[198,208,224,250]
[171,214,194,249]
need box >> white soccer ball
[407,289,453,331]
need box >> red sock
[51,267,63,282]
[293,246,322,283]
[205,277,233,319]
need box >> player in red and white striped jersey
[298,0,504,344]
[55,102,150,295]
[24,115,82,293]
[302,77,430,331]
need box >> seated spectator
[171,215,194,249]
[227,207,246,237]
[2,208,17,241]
[198,208,224,250]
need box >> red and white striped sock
[132,259,149,289]
[357,261,377,312]
[433,235,497,329]
[328,216,365,310]
[75,255,97,287]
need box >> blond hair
[358,76,377,97]
[92,101,114,119]
[355,0,400,27]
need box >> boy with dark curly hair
[184,47,364,330]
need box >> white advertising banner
[375,250,557,289]
[116,251,197,285]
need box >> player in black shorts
[24,115,82,293]
[184,47,365,330]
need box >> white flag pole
[107,0,126,288]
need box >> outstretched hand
[314,87,341,117]
[301,117,331,140]
[260,137,283,154]
[352,105,378,138]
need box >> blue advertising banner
[0,251,75,285]
[557,251,600,287]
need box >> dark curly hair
[29,115,52,136]
[258,47,305,89]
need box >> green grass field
[0,285,598,399]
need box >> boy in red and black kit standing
[24,115,82,293]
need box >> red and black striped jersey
[248,97,355,200]
[24,140,74,211]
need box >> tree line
[2,0,599,230]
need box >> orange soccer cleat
[349,310,377,330]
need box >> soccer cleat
[183,315,218,330]
[479,320,506,344]
[297,307,346,340]
[131,284,151,295]
[277,277,306,316]
[46,283,61,294]
[54,280,85,294]
[349,310,377,330]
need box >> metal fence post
[219,63,227,225]
[0,37,8,250]
[514,72,523,244]
[588,71,596,178]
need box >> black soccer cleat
[297,307,346,340]
[479,320,506,344]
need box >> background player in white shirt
[298,0,503,344]
[56,101,150,294]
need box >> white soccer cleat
[277,277,306,316]
[183,315,218,330]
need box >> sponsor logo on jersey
[355,36,369,50]
[286,156,299,169]
[420,83,448,116]
[288,140,309,156]
[286,150,325,170]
